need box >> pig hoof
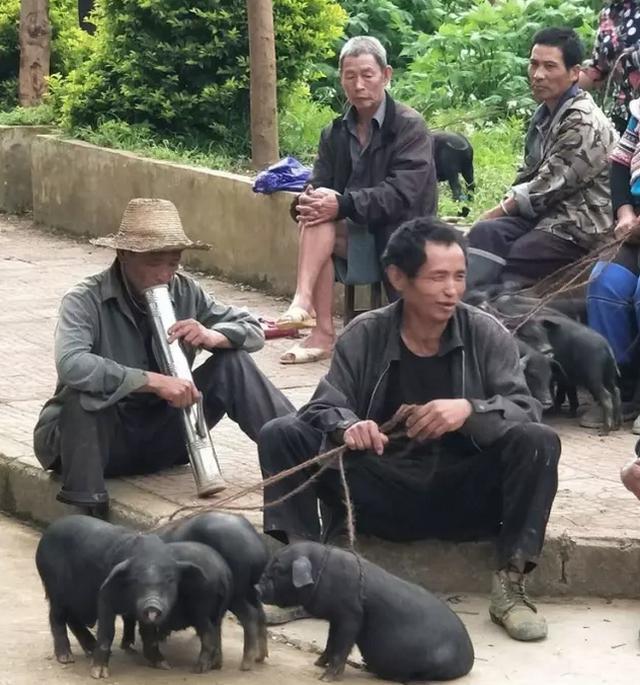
[120,640,135,653]
[314,654,329,667]
[240,658,253,671]
[320,669,342,682]
[56,652,74,664]
[154,660,171,671]
[90,665,110,679]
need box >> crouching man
[258,217,561,641]
[34,198,293,516]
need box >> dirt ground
[4,513,640,685]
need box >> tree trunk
[18,0,51,107]
[246,0,279,169]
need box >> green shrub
[55,0,346,148]
[279,83,336,163]
[0,0,92,110]
[395,0,597,118]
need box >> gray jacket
[34,261,264,459]
[298,301,541,448]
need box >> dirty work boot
[489,569,547,641]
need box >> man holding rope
[259,217,561,642]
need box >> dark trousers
[258,416,560,570]
[35,351,294,507]
[467,216,587,288]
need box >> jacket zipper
[366,361,391,419]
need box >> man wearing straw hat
[33,198,294,517]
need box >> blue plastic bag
[252,156,311,194]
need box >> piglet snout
[140,599,165,625]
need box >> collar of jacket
[331,91,398,145]
[378,299,466,362]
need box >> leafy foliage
[54,0,346,148]
[0,0,91,109]
[394,0,597,118]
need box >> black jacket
[310,93,437,258]
[298,301,542,448]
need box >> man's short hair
[339,36,388,71]
[381,217,467,279]
[531,27,584,69]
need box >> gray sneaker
[489,570,547,641]
[264,605,311,625]
[579,403,636,429]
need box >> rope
[161,420,408,547]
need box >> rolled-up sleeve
[54,291,148,410]
[195,287,265,352]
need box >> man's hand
[168,319,230,349]
[296,188,339,227]
[403,399,473,441]
[143,371,201,408]
[478,205,504,222]
[343,420,389,456]
[614,205,640,241]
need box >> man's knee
[503,423,561,465]
[588,261,638,302]
[259,414,307,451]
[467,219,502,247]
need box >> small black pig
[35,515,213,679]
[257,542,474,682]
[517,338,554,410]
[433,131,475,201]
[156,511,269,669]
[135,541,232,673]
[541,315,621,432]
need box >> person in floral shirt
[580,1,640,133]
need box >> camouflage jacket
[508,90,618,249]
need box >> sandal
[280,344,332,365]
[275,305,316,330]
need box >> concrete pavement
[2,214,640,597]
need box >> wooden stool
[343,281,383,326]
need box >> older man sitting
[275,35,437,364]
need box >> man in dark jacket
[259,217,560,642]
[275,36,437,364]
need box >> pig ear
[100,558,132,595]
[177,561,207,586]
[291,556,314,589]
[519,354,530,370]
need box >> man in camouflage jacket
[467,27,618,288]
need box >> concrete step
[2,452,638,600]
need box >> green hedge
[54,0,346,148]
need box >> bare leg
[295,220,347,352]
[289,220,338,314]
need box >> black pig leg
[120,616,136,651]
[254,600,269,662]
[320,618,361,682]
[567,386,579,417]
[49,606,73,664]
[90,599,116,679]
[232,599,260,670]
[315,621,338,667]
[67,618,96,655]
[193,617,219,673]
[139,622,169,670]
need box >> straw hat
[91,198,210,252]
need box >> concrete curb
[2,452,639,599]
